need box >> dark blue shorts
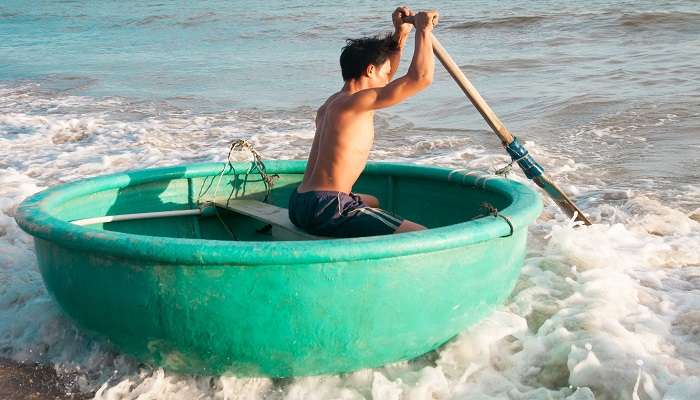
[288,189,405,238]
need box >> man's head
[340,34,398,87]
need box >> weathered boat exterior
[14,160,541,376]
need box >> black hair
[340,33,399,81]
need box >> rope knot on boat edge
[481,202,514,237]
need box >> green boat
[14,160,541,376]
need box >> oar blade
[532,175,591,225]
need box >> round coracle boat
[14,160,541,376]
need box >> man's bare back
[298,91,375,194]
[289,8,438,237]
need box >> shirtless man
[289,7,438,237]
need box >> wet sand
[0,358,92,400]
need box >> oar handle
[401,15,439,27]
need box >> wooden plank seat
[213,200,325,241]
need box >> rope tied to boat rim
[481,202,514,237]
[206,139,278,206]
[494,153,529,178]
[225,139,278,204]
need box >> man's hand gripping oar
[402,12,592,225]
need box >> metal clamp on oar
[402,13,592,225]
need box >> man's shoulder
[327,90,380,116]
[318,92,342,113]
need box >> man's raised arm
[387,6,414,81]
[352,10,438,111]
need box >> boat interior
[58,169,512,241]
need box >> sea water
[1,1,699,399]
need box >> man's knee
[357,193,380,208]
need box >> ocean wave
[617,11,700,31]
[459,58,548,74]
[445,10,700,36]
[447,15,547,30]
[125,14,174,27]
[114,12,221,28]
[174,11,221,28]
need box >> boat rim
[14,160,542,265]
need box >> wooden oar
[404,15,591,225]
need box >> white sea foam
[1,85,700,400]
